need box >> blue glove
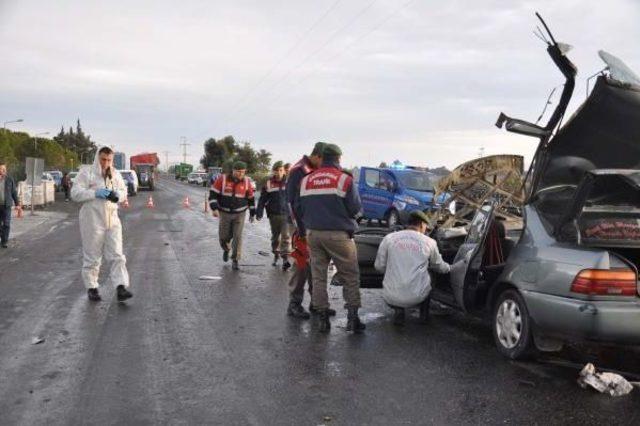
[95,188,111,199]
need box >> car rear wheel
[387,210,400,228]
[492,289,534,360]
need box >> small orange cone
[183,196,191,209]
[204,192,209,213]
[121,198,130,209]
[16,207,24,219]
[146,196,154,209]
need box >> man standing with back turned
[285,142,328,319]
[299,144,365,333]
[71,146,132,302]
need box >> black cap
[311,142,327,156]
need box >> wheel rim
[495,299,523,349]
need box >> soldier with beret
[209,160,256,270]
[257,161,292,270]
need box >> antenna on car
[536,85,560,124]
[585,67,609,98]
[535,12,558,46]
[533,26,550,45]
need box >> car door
[377,171,397,218]
[449,204,494,311]
[360,168,380,218]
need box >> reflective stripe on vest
[300,169,349,198]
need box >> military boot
[232,260,239,271]
[272,254,279,266]
[287,302,310,319]
[117,285,133,301]
[87,288,101,302]
[310,303,336,317]
[346,307,366,333]
[281,257,292,272]
[419,297,431,324]
[392,307,405,326]
[318,310,331,333]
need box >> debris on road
[31,337,45,345]
[198,276,222,281]
[257,251,271,257]
[578,363,635,396]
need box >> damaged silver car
[353,14,640,359]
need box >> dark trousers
[288,264,312,306]
[0,206,12,244]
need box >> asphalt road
[2,176,640,425]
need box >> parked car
[354,165,446,227]
[41,172,55,183]
[346,15,640,360]
[187,172,208,185]
[48,170,63,191]
[119,170,139,196]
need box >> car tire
[492,289,535,360]
[387,210,400,228]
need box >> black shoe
[282,260,291,272]
[232,260,239,270]
[419,298,430,324]
[318,310,331,333]
[87,288,102,302]
[272,254,278,266]
[287,303,311,319]
[116,285,133,301]
[1,241,7,248]
[310,304,336,317]
[392,307,405,326]
[223,251,229,262]
[346,307,366,333]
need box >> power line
[231,0,415,125]
[224,0,379,129]
[223,0,344,120]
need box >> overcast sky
[1,0,639,169]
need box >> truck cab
[355,165,445,227]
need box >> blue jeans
[0,206,11,244]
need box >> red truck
[130,153,160,191]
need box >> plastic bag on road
[578,363,634,396]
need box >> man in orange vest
[209,161,256,270]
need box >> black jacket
[2,175,19,208]
[257,177,288,219]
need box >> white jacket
[374,229,450,308]
[71,148,127,228]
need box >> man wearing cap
[374,210,451,326]
[209,161,256,270]
[299,143,365,333]
[257,161,291,270]
[284,142,329,319]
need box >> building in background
[113,152,127,170]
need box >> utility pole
[162,151,171,173]
[478,146,485,158]
[179,137,190,165]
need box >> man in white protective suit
[71,146,133,302]
[374,210,450,326]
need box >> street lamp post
[33,131,50,151]
[2,118,24,132]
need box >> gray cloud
[1,0,638,168]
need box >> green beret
[322,143,342,157]
[272,161,284,170]
[311,142,327,156]
[410,210,431,225]
[232,161,248,170]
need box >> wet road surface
[1,176,640,425]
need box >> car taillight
[570,269,638,296]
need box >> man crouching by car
[374,210,450,326]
